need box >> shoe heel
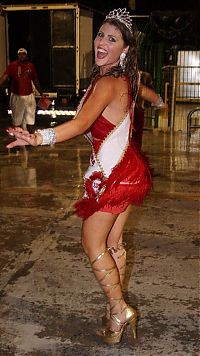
[129,318,137,339]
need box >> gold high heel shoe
[102,305,138,345]
[91,249,125,337]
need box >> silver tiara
[105,8,133,34]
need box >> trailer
[0,3,98,105]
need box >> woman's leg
[101,206,131,322]
[107,206,131,286]
[82,211,127,332]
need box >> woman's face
[94,22,128,75]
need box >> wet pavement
[0,114,199,356]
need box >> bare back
[101,76,131,126]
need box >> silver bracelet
[36,128,56,145]
[151,95,165,109]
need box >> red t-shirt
[4,60,38,96]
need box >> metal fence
[144,51,200,132]
[161,65,200,131]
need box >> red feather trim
[74,145,152,219]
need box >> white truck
[0,3,96,103]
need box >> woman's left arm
[138,84,165,108]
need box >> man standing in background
[0,48,43,133]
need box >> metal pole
[154,42,164,128]
[169,66,177,129]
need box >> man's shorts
[10,93,36,127]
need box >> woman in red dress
[7,8,164,345]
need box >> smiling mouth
[96,48,107,59]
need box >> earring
[119,52,126,69]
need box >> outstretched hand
[6,127,42,148]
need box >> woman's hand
[6,127,42,148]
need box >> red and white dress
[74,77,152,219]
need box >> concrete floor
[0,115,199,356]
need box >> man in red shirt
[0,48,43,133]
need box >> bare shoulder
[93,76,119,91]
[93,76,126,102]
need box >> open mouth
[96,48,108,59]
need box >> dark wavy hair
[91,18,139,99]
